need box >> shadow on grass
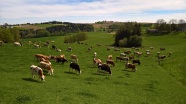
[22,78,41,83]
[64,71,76,74]
[91,72,111,76]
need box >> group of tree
[147,19,186,33]
[114,22,142,47]
[0,27,20,43]
[64,32,87,43]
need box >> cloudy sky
[0,0,186,24]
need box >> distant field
[0,32,185,104]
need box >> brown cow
[40,61,54,75]
[107,55,112,60]
[30,65,45,81]
[71,54,78,62]
[93,58,102,66]
[106,60,115,67]
[125,63,136,72]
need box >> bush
[127,35,143,47]
[119,38,128,47]
[64,32,87,43]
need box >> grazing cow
[94,52,97,58]
[124,50,131,54]
[52,45,57,50]
[107,47,110,51]
[35,54,50,60]
[40,61,54,75]
[87,47,92,52]
[14,42,22,46]
[68,47,72,51]
[39,58,51,65]
[34,44,41,48]
[120,53,126,57]
[98,64,112,75]
[106,60,115,67]
[0,41,4,46]
[116,56,129,62]
[107,55,112,60]
[160,48,165,51]
[30,65,45,81]
[168,52,172,57]
[125,63,136,72]
[69,62,81,74]
[134,51,143,57]
[150,47,154,49]
[96,44,101,46]
[93,58,102,66]
[114,48,120,52]
[44,42,49,47]
[56,57,68,64]
[129,56,135,60]
[158,55,167,60]
[71,54,78,62]
[56,48,61,52]
[132,59,141,65]
[60,54,65,59]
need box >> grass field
[0,32,186,104]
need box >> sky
[0,0,186,25]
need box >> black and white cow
[97,63,112,75]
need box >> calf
[106,60,115,67]
[69,62,81,74]
[30,65,45,81]
[132,59,141,65]
[98,64,112,75]
[40,61,54,75]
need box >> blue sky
[0,0,186,25]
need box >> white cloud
[0,0,186,24]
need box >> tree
[114,22,142,47]
[178,19,186,32]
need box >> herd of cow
[1,40,171,82]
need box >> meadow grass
[0,32,185,104]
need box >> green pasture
[0,32,185,104]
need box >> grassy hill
[0,32,185,104]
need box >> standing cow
[69,62,81,74]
